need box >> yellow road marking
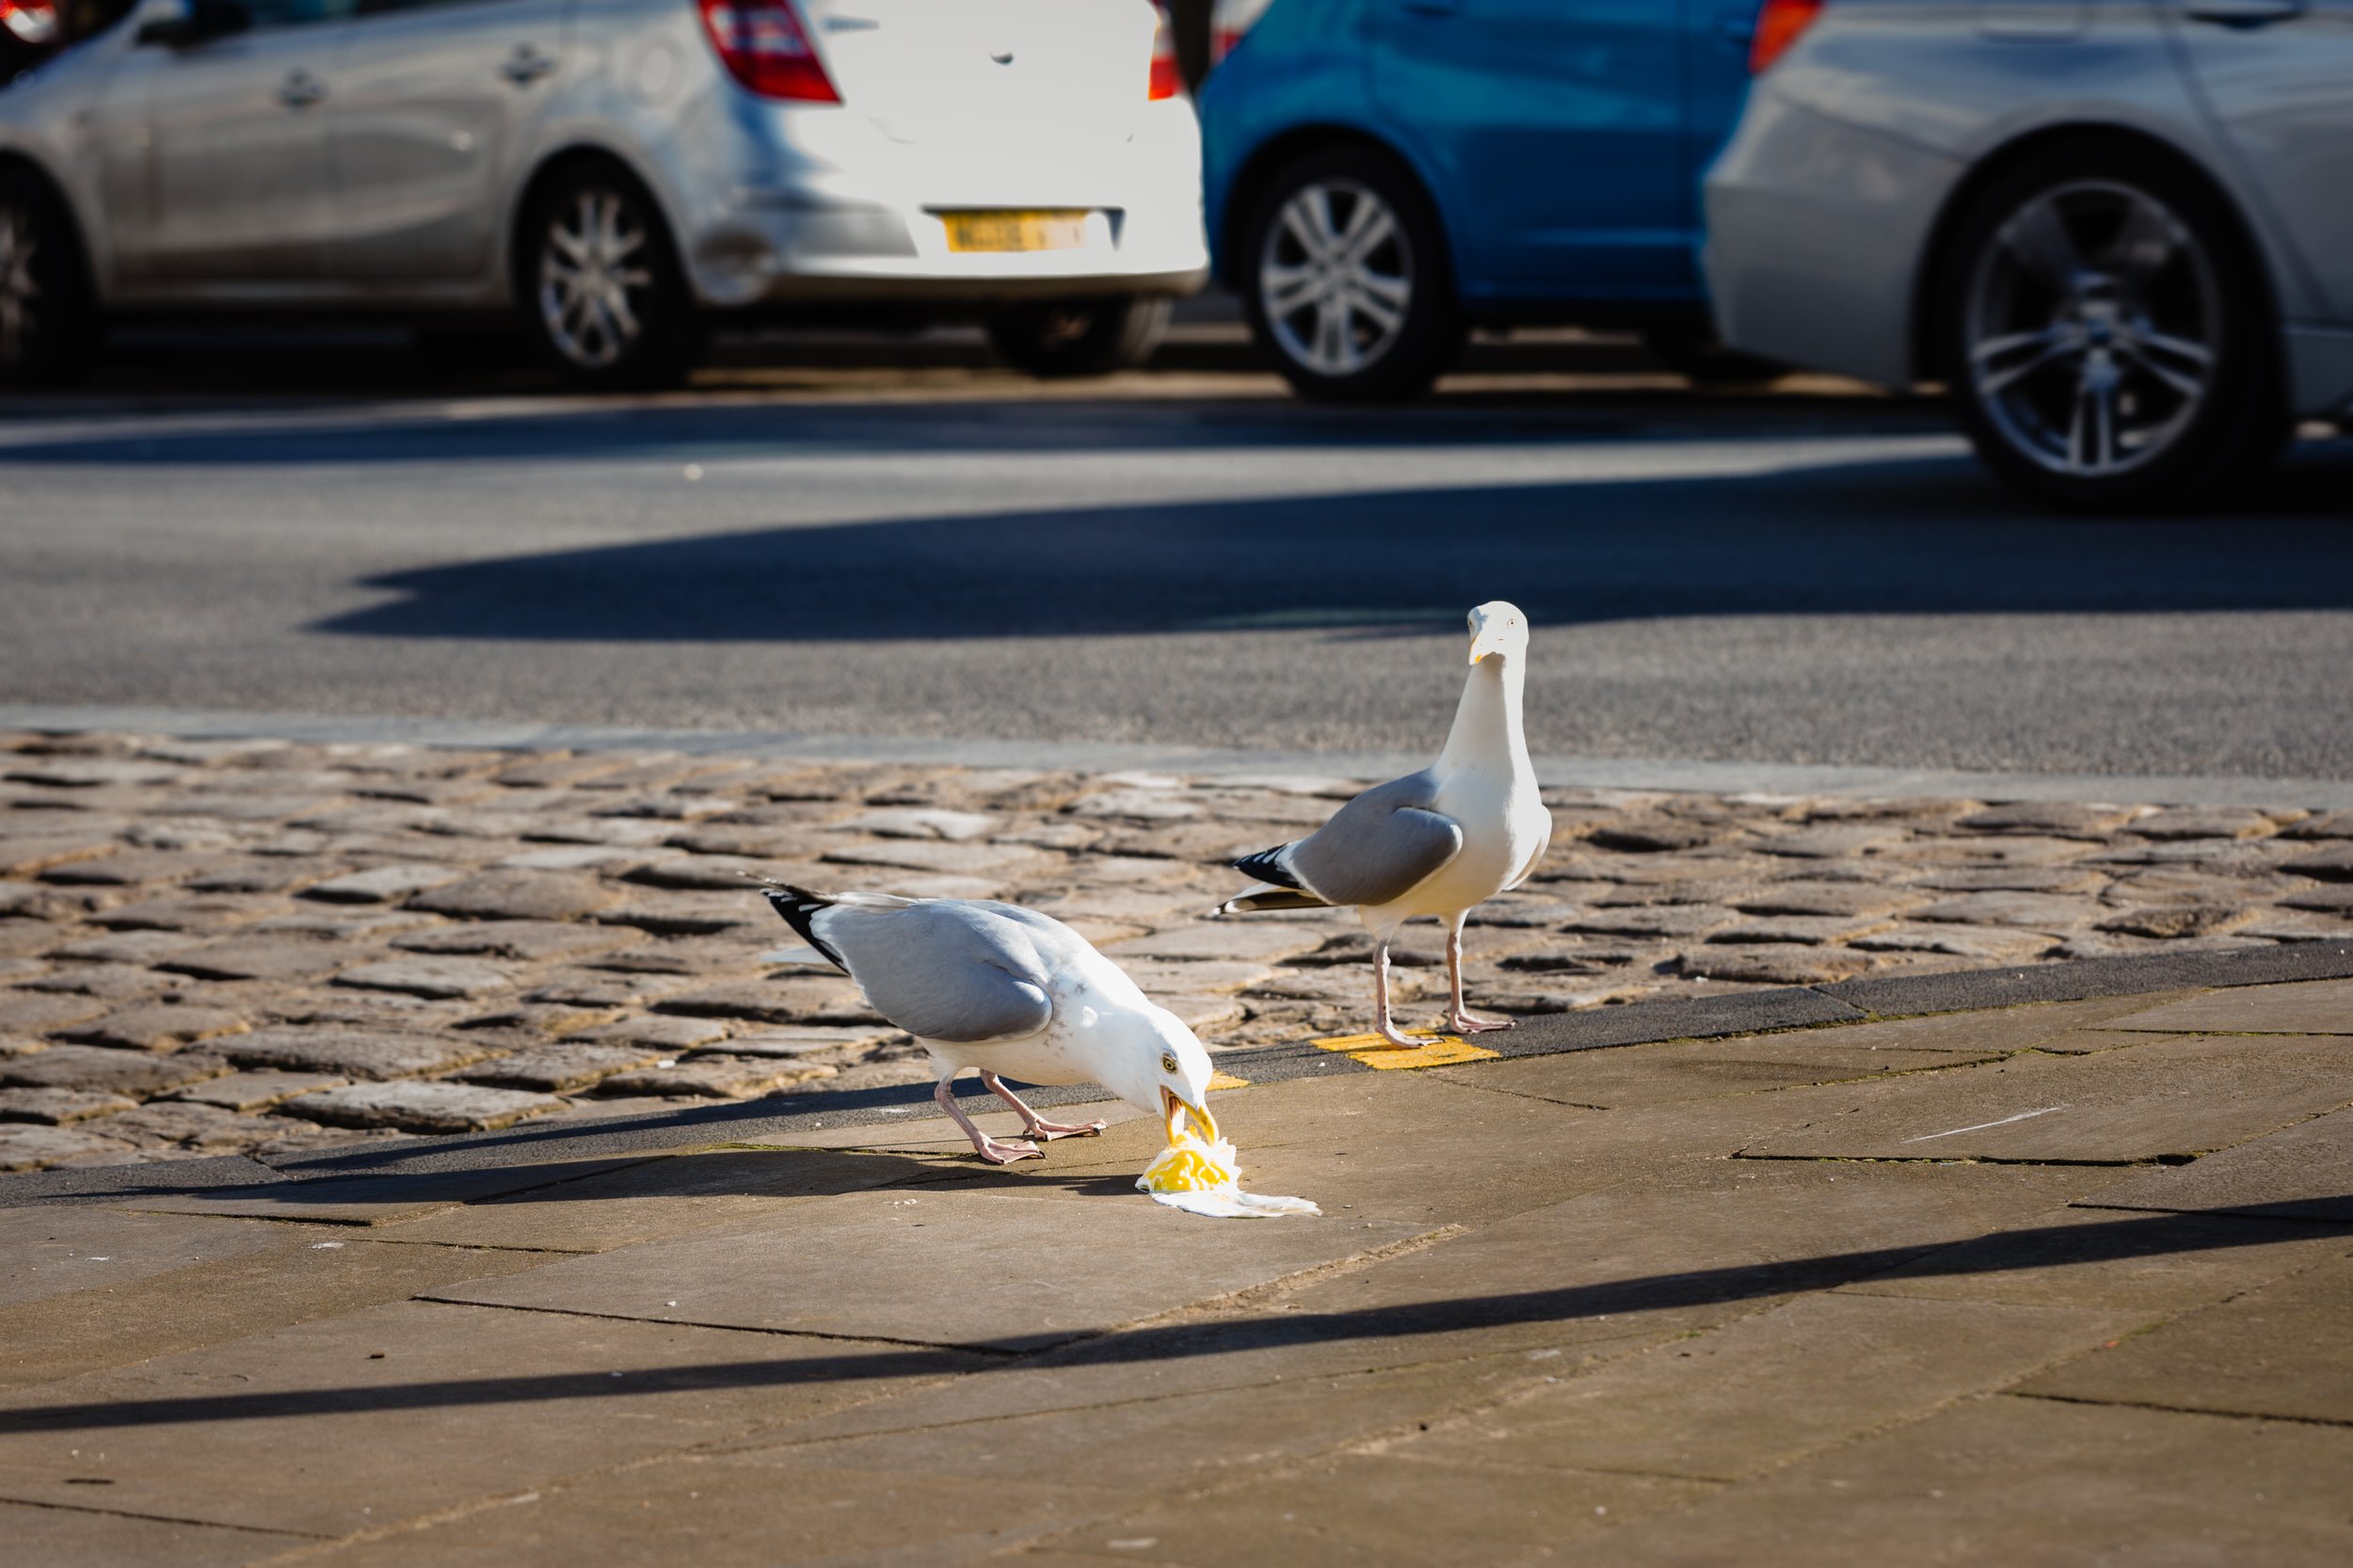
[1309,1032,1501,1070]
[1207,1070,1251,1093]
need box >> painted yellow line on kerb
[1309,1032,1501,1070]
[1206,1070,1252,1093]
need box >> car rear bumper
[1703,95,1961,387]
[668,100,1209,310]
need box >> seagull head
[1465,600,1529,666]
[1106,1005,1220,1146]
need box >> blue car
[1200,0,1800,399]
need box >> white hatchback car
[0,0,1208,387]
[1705,0,2353,510]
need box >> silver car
[0,0,1207,388]
[1705,0,2353,509]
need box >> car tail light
[1148,5,1181,99]
[1749,0,1824,74]
[1,0,60,46]
[696,0,840,104]
[1209,0,1273,68]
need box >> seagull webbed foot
[973,1136,1044,1165]
[1449,1009,1517,1034]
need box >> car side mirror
[136,0,252,45]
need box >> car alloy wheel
[1963,180,2220,480]
[1257,179,1414,378]
[0,200,40,369]
[536,186,656,371]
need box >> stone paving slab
[1567,1395,2353,1567]
[0,1499,299,1568]
[0,1301,981,1538]
[1052,1453,1714,1568]
[2015,1253,2353,1425]
[2090,975,2353,1034]
[430,1186,1431,1352]
[114,1155,649,1225]
[2076,1105,2353,1223]
[0,727,2348,1175]
[1388,1291,2136,1483]
[0,1232,552,1397]
[374,1147,953,1256]
[0,1205,306,1309]
[1837,1204,2352,1311]
[1250,1160,2106,1370]
[1734,1032,2353,1163]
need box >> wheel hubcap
[1259,180,1412,377]
[1965,181,2219,479]
[538,189,653,370]
[0,204,41,368]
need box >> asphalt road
[4,336,2350,783]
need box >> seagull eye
[1160,1053,1178,1074]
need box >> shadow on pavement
[311,456,2353,643]
[3,1204,2341,1432]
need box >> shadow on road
[312,451,2353,643]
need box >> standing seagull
[1219,601,1552,1047]
[764,888,1220,1165]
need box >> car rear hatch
[796,0,1157,147]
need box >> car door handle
[2183,0,2307,25]
[277,71,327,109]
[502,44,558,85]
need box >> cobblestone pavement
[4,727,2350,1174]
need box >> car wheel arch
[0,152,95,298]
[504,144,689,309]
[1218,126,1458,294]
[1907,123,2277,390]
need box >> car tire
[1641,329,1786,388]
[1240,145,1461,402]
[516,162,700,392]
[985,296,1172,377]
[0,168,100,387]
[1935,137,2283,512]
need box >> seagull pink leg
[1369,936,1422,1048]
[935,1076,1040,1164]
[982,1072,1106,1141]
[1445,915,1515,1033]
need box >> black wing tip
[760,885,848,971]
[1230,842,1305,891]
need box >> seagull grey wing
[1285,770,1464,907]
[821,901,1055,1044]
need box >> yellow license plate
[942,210,1091,253]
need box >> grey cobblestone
[281,1080,568,1134]
[0,727,2345,1170]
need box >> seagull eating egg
[763,887,1315,1217]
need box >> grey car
[0,0,1208,388]
[1704,0,2352,509]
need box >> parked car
[0,0,1208,389]
[1197,0,1780,400]
[1705,0,2353,510]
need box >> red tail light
[1749,0,1824,74]
[1149,5,1181,100]
[696,0,840,104]
[1,0,60,46]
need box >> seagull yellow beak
[1160,1085,1219,1146]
